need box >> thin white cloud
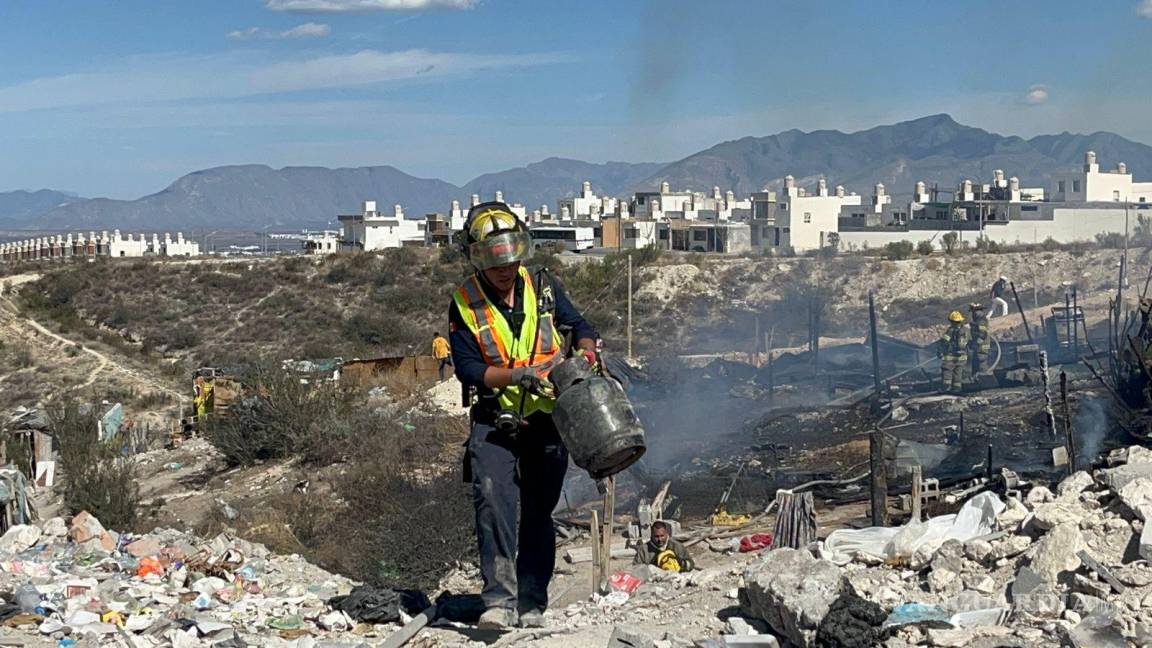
[264,0,475,12]
[1137,0,1152,17]
[0,49,565,112]
[1023,84,1049,105]
[250,49,568,92]
[227,22,331,40]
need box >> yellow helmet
[463,201,533,270]
[949,310,965,323]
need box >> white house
[162,232,200,256]
[339,201,424,251]
[772,176,862,251]
[1050,151,1152,204]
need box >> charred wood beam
[1010,281,1034,344]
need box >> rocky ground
[2,439,1150,648]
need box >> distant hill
[14,114,1152,230]
[632,114,1152,198]
[463,158,665,212]
[0,190,85,228]
[35,165,462,231]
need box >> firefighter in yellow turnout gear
[938,310,969,394]
[968,303,990,376]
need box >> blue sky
[1,0,1151,198]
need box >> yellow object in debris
[709,507,750,527]
[655,549,682,573]
[102,610,125,626]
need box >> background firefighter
[448,202,599,630]
[968,303,990,376]
[938,310,969,394]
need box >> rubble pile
[726,444,1152,647]
[0,511,423,647]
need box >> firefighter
[968,303,990,376]
[938,310,969,395]
[448,201,599,630]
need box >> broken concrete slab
[1029,523,1084,583]
[607,625,655,648]
[988,535,1032,561]
[1057,471,1094,500]
[1025,486,1055,506]
[1030,501,1087,531]
[1009,566,1065,618]
[1116,478,1152,520]
[1099,462,1152,492]
[741,548,844,648]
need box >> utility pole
[626,254,633,360]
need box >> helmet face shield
[468,230,534,270]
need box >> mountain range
[5,114,1152,231]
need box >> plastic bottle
[15,583,40,612]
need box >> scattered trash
[738,533,774,553]
[163,462,183,470]
[327,585,430,625]
[136,556,164,578]
[608,571,642,594]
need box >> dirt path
[219,285,284,340]
[0,271,184,402]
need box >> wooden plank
[1077,550,1127,594]
[911,465,923,523]
[590,510,600,594]
[564,543,630,564]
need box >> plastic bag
[136,557,163,578]
[821,492,1004,565]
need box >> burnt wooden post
[1064,291,1072,358]
[869,291,882,406]
[910,464,923,523]
[869,429,888,526]
[1060,371,1076,475]
[986,444,994,482]
[1010,281,1034,344]
[1072,286,1080,357]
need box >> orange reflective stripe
[460,277,507,365]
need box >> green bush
[975,237,1002,254]
[883,240,915,260]
[916,240,934,256]
[50,400,139,530]
[941,231,959,255]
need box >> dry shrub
[320,408,473,591]
[204,362,366,466]
[50,400,139,530]
[924,257,942,271]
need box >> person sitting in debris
[989,276,1010,318]
[938,310,969,395]
[633,521,694,573]
[449,201,600,630]
[431,331,452,381]
[968,303,990,376]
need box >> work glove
[509,363,556,399]
[579,348,602,374]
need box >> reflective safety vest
[970,316,990,353]
[938,324,969,358]
[452,266,561,417]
